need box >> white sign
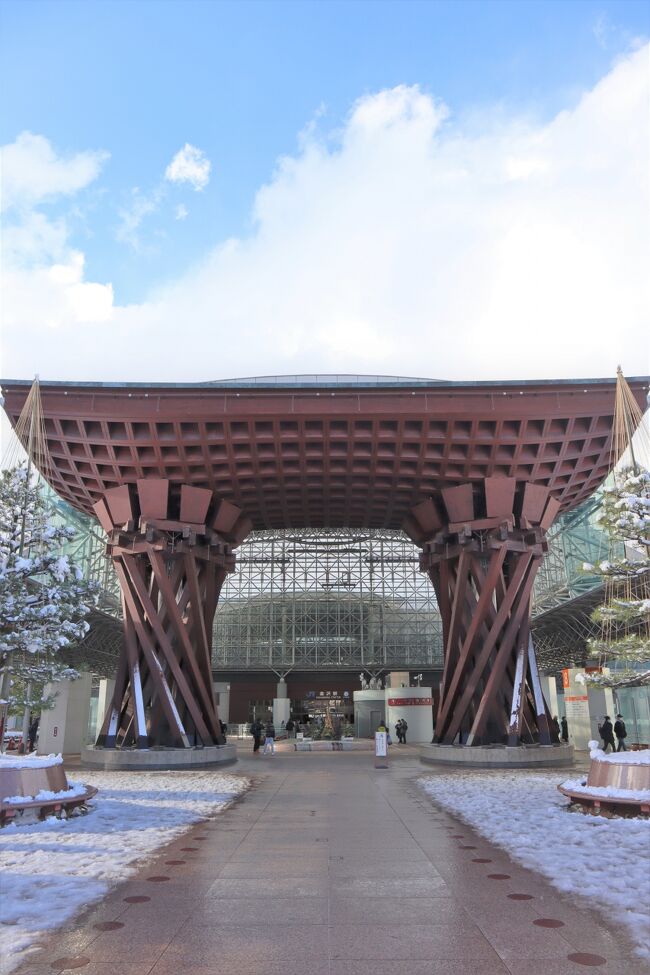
[375,731,388,758]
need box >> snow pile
[588,740,650,764]
[419,771,650,960]
[561,778,650,802]
[0,768,248,974]
[0,753,63,770]
[2,780,88,804]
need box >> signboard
[387,697,432,707]
[375,731,388,757]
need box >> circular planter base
[81,743,237,771]
[420,743,574,768]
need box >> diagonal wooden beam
[441,551,534,744]
[436,546,508,738]
[121,554,213,744]
[113,559,191,747]
[148,548,220,740]
[466,556,541,745]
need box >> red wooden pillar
[93,480,251,749]
[406,478,561,747]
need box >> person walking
[251,717,263,754]
[551,715,561,739]
[614,714,628,752]
[263,720,276,755]
[561,716,569,742]
[598,716,616,753]
[394,720,403,744]
[400,718,408,744]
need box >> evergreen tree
[583,467,650,687]
[0,466,98,715]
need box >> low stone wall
[81,743,237,771]
[420,743,574,768]
[294,740,373,752]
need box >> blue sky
[2,0,648,303]
[1,1,648,384]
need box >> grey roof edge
[2,374,649,391]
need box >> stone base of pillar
[81,743,237,770]
[420,742,574,768]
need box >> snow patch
[561,778,650,801]
[2,780,88,804]
[419,771,650,961]
[0,754,63,770]
[0,768,248,974]
[588,742,650,764]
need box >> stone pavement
[14,745,648,975]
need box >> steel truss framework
[49,491,613,680]
[213,529,443,671]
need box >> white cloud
[1,46,649,384]
[164,144,211,191]
[115,187,163,250]
[0,132,108,211]
[0,133,114,340]
[175,203,188,220]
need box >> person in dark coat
[551,716,561,740]
[263,720,276,755]
[561,716,569,742]
[614,714,628,752]
[251,718,263,754]
[598,716,616,753]
[28,716,39,753]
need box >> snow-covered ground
[0,768,249,975]
[419,770,650,962]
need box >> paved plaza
[11,747,648,975]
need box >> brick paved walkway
[14,746,648,975]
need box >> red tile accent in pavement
[146,876,170,883]
[50,958,89,970]
[534,918,565,928]
[487,873,511,880]
[472,858,492,863]
[508,893,534,900]
[165,859,186,865]
[180,846,198,851]
[92,921,124,932]
[567,953,607,967]
[123,895,150,903]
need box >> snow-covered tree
[0,466,99,715]
[583,468,650,687]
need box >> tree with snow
[0,465,98,718]
[583,467,650,687]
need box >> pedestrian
[561,716,569,742]
[614,714,628,752]
[400,718,408,744]
[551,715,560,739]
[219,719,228,737]
[251,717,263,754]
[27,716,39,753]
[598,715,616,754]
[263,720,276,755]
[395,720,403,744]
[286,717,295,738]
